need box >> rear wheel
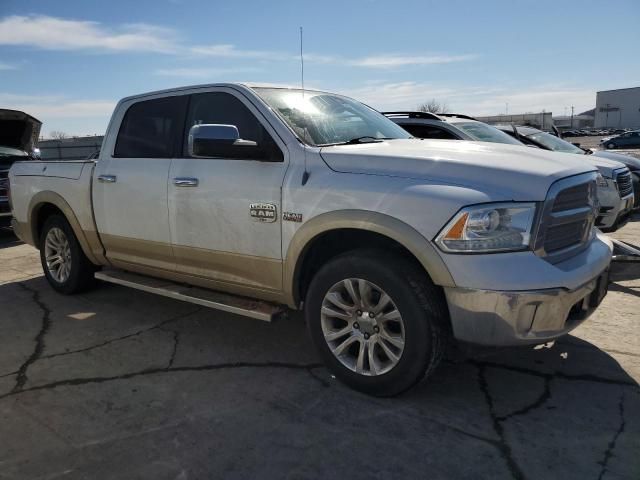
[305,250,449,396]
[40,215,97,294]
[606,142,616,149]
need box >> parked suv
[383,111,523,145]
[385,112,633,231]
[0,109,41,227]
[495,124,637,225]
[9,84,612,396]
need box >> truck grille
[552,182,591,212]
[615,169,633,198]
[0,169,8,199]
[535,173,597,262]
[544,220,589,253]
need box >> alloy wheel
[320,278,405,376]
[44,227,72,283]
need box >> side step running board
[95,269,284,322]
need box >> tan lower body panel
[100,234,176,272]
[172,244,282,292]
[101,234,285,304]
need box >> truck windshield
[526,131,585,154]
[454,122,523,145]
[253,88,411,146]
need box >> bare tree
[50,131,68,140]
[417,99,450,114]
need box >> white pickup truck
[9,84,612,395]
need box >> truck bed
[9,160,98,247]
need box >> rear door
[93,95,187,271]
[168,88,288,295]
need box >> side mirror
[188,124,259,159]
[572,142,581,148]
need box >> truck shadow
[0,227,21,249]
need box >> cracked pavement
[1,221,639,480]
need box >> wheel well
[294,228,428,305]
[33,203,64,248]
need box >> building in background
[594,87,640,129]
[475,112,553,131]
[553,108,594,131]
[37,135,103,161]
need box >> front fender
[283,209,455,307]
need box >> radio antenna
[300,26,310,185]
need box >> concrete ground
[0,220,639,480]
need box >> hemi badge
[283,212,303,223]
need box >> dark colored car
[496,124,640,211]
[0,109,42,227]
[602,130,640,149]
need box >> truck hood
[591,150,640,172]
[319,139,596,200]
[0,109,42,153]
[581,153,627,178]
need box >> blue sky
[1,0,638,137]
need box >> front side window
[184,92,282,161]
[114,96,186,158]
[453,122,523,145]
[253,88,411,146]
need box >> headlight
[596,173,609,187]
[435,202,536,253]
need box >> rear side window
[114,96,187,158]
[400,123,459,140]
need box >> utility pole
[605,103,610,127]
[570,106,574,129]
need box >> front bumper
[596,192,634,230]
[444,267,609,346]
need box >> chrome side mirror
[188,124,257,158]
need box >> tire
[305,249,449,396]
[39,214,97,294]
[606,142,616,149]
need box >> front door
[93,94,187,271]
[168,89,288,295]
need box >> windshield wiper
[319,136,396,147]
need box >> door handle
[173,177,199,187]
[97,174,117,183]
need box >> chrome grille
[0,169,8,199]
[615,169,633,198]
[0,169,9,215]
[544,220,589,253]
[552,182,591,212]
[534,173,597,263]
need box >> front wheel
[40,214,97,294]
[305,250,449,396]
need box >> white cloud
[350,54,477,68]
[0,93,116,119]
[154,66,259,78]
[0,61,18,70]
[0,15,178,53]
[190,44,290,61]
[337,81,595,116]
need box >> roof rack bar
[382,111,442,121]
[437,113,478,121]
